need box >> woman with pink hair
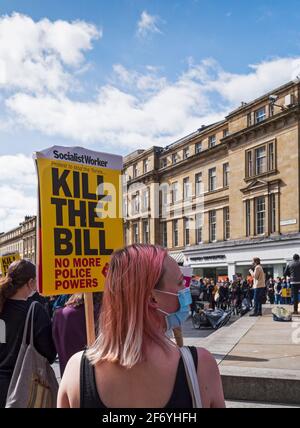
[58,244,225,408]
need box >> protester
[52,293,102,376]
[284,254,300,315]
[52,294,87,377]
[249,257,265,317]
[267,279,275,304]
[284,278,292,305]
[58,244,225,408]
[208,280,217,310]
[51,294,71,316]
[281,279,288,304]
[274,278,282,305]
[190,277,201,316]
[0,259,56,408]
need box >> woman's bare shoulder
[57,351,84,408]
[196,347,216,364]
[195,347,225,408]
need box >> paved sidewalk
[226,400,300,408]
[183,305,300,405]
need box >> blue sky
[1,0,300,231]
[1,0,300,84]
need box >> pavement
[225,400,300,408]
[182,305,300,407]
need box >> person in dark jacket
[0,259,56,408]
[284,254,300,314]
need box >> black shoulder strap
[187,346,198,372]
[80,352,87,407]
[80,351,102,408]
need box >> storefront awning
[169,251,185,265]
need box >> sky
[1,0,300,231]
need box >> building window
[133,164,138,178]
[133,223,139,243]
[255,197,265,235]
[270,194,276,234]
[247,113,253,127]
[123,196,128,218]
[255,146,267,175]
[247,151,253,177]
[195,213,203,244]
[132,193,140,214]
[255,107,266,124]
[172,153,178,164]
[162,222,168,248]
[142,220,150,244]
[124,225,130,245]
[208,135,216,148]
[171,182,179,203]
[183,147,190,159]
[195,142,202,154]
[173,219,179,247]
[223,129,229,138]
[246,141,276,178]
[195,173,203,196]
[161,158,167,168]
[246,200,251,237]
[142,188,149,212]
[160,185,168,208]
[223,163,229,187]
[224,207,230,240]
[268,142,275,171]
[143,159,149,174]
[209,210,217,242]
[184,218,190,246]
[208,168,217,192]
[183,177,190,200]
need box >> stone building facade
[123,80,300,280]
[0,216,37,268]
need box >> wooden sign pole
[84,293,96,347]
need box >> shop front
[184,233,300,281]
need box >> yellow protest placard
[0,253,21,276]
[34,146,123,296]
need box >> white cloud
[208,57,300,105]
[6,56,300,153]
[0,154,37,232]
[112,63,167,92]
[0,12,101,94]
[137,11,162,38]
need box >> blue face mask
[156,287,192,330]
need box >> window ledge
[244,169,278,182]
[205,187,228,196]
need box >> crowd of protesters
[190,255,300,317]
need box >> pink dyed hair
[87,244,170,368]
